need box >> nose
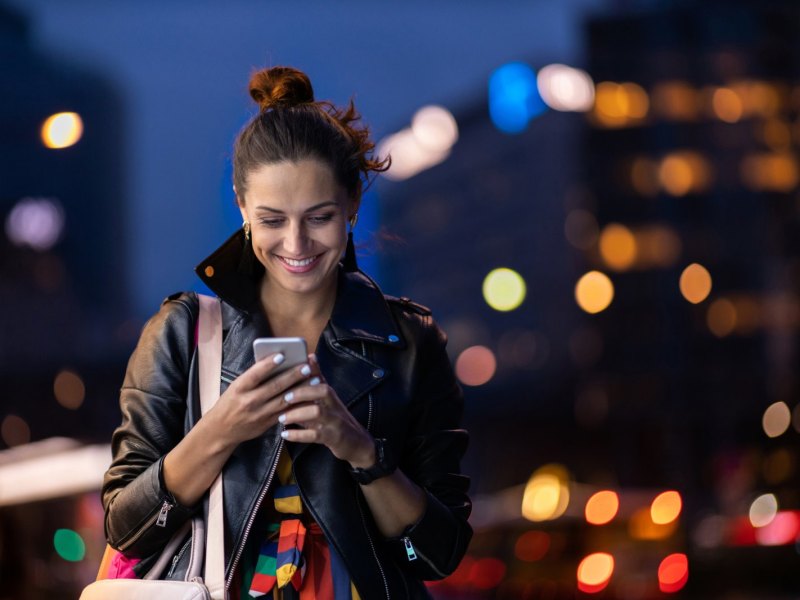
[283,220,309,256]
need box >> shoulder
[384,293,450,349]
[384,294,432,318]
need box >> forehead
[244,159,346,208]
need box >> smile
[274,253,324,273]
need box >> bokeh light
[755,511,800,546]
[651,81,698,121]
[536,64,595,112]
[54,369,86,410]
[378,128,449,181]
[53,528,86,561]
[749,493,778,528]
[707,298,737,337]
[577,552,614,593]
[585,490,620,525]
[636,225,682,268]
[483,268,526,311]
[468,558,506,589]
[630,157,660,196]
[489,62,546,134]
[651,490,682,524]
[514,531,551,562]
[658,151,712,196]
[41,112,83,149]
[5,197,65,251]
[575,271,614,314]
[1,415,31,447]
[741,152,799,192]
[711,87,744,122]
[410,105,459,153]
[679,263,712,304]
[599,223,637,271]
[629,507,678,540]
[593,81,649,127]
[564,209,599,250]
[522,464,570,522]
[658,553,689,593]
[455,346,497,386]
[763,402,791,438]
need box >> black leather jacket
[101,230,472,599]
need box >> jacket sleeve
[101,293,200,557]
[385,315,472,580]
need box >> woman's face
[238,158,358,298]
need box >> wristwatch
[349,437,396,485]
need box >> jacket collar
[194,229,404,348]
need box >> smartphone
[252,337,308,374]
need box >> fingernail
[300,364,312,376]
[284,391,294,403]
[278,414,286,423]
[280,430,289,439]
[309,377,321,386]
[273,353,285,365]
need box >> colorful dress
[238,452,362,600]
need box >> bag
[81,294,226,600]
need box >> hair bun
[249,66,314,111]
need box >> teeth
[281,255,317,267]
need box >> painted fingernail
[300,364,312,376]
[280,430,289,439]
[309,377,321,386]
[273,353,285,365]
[278,414,286,423]
[284,391,294,403]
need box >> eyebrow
[254,201,339,214]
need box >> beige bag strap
[198,293,226,600]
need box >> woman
[102,66,471,599]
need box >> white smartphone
[252,337,308,374]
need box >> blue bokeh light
[488,62,547,134]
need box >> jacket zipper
[117,497,174,552]
[402,537,417,561]
[225,436,284,590]
[166,535,193,579]
[358,341,390,599]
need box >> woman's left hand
[278,354,376,469]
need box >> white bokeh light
[5,197,65,250]
[410,105,459,153]
[537,64,595,112]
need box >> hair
[232,66,389,203]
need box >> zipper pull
[156,500,174,527]
[403,536,417,561]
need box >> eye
[258,218,284,228]
[308,213,335,225]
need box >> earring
[343,213,358,272]
[242,220,251,242]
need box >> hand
[278,354,376,468]
[206,352,314,447]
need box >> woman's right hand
[207,353,314,446]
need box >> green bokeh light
[53,528,86,562]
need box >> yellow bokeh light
[651,490,682,525]
[483,268,526,312]
[585,490,619,525]
[41,112,84,149]
[522,464,570,522]
[629,507,678,540]
[622,82,649,118]
[712,87,743,123]
[575,271,614,314]
[577,553,614,591]
[763,402,791,438]
[599,223,637,271]
[707,298,737,337]
[54,369,86,410]
[679,263,712,304]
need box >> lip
[274,253,323,274]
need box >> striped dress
[238,452,362,600]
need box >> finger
[236,352,290,389]
[246,362,313,404]
[308,354,325,381]
[280,427,323,444]
[282,378,326,405]
[278,403,322,426]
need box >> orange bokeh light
[651,491,682,525]
[658,553,689,593]
[577,552,614,593]
[585,490,619,525]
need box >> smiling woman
[99,65,472,600]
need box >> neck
[259,272,339,327]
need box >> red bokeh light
[514,530,551,562]
[469,557,507,589]
[658,553,689,593]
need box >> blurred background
[2,0,799,597]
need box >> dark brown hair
[232,66,389,203]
